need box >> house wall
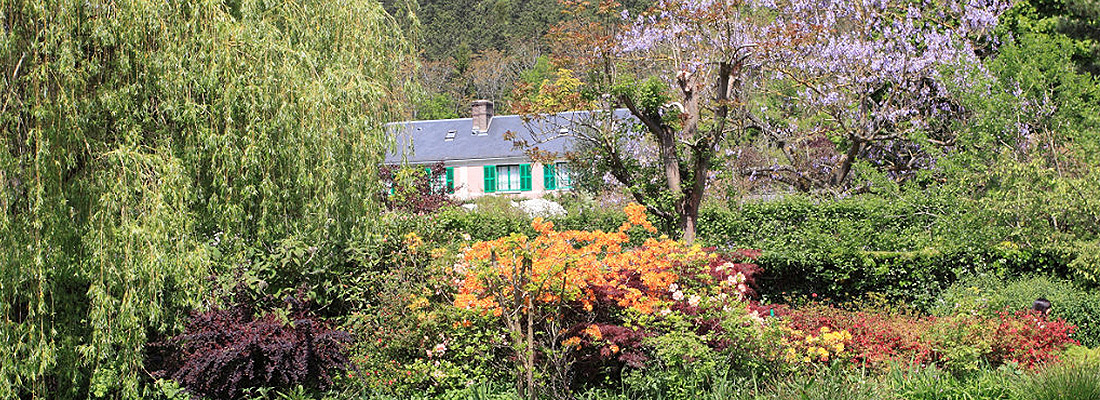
[446,158,569,200]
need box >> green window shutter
[543,163,556,190]
[483,165,496,193]
[425,167,436,192]
[446,167,454,193]
[520,164,532,191]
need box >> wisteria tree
[513,0,1009,242]
[739,0,1008,190]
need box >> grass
[342,356,1100,400]
[1011,361,1100,400]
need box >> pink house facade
[385,100,579,200]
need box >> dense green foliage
[3,0,1098,398]
[697,196,1079,307]
[0,0,412,398]
[934,275,1100,347]
[382,193,1092,310]
[946,32,1100,242]
[1000,0,1100,75]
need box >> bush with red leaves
[378,162,453,214]
[566,323,650,381]
[779,305,1078,371]
[990,311,1078,368]
[148,295,351,399]
[781,305,933,368]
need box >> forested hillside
[384,0,653,118]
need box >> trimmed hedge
[698,196,1079,308]
[381,195,1087,311]
[696,195,1003,253]
[753,247,1073,309]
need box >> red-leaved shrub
[148,294,351,399]
[989,311,1078,368]
[780,305,1077,371]
[783,305,933,368]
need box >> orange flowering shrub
[453,203,707,318]
[622,202,658,233]
[449,204,765,393]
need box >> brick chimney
[471,100,494,133]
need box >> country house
[385,100,586,199]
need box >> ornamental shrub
[933,275,1100,347]
[779,305,1077,372]
[338,235,510,396]
[148,291,351,399]
[450,203,765,397]
[988,311,1078,369]
[621,330,725,399]
[782,306,933,370]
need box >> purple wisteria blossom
[515,0,1011,241]
[614,0,1011,191]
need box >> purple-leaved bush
[378,161,454,214]
[148,293,351,399]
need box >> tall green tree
[944,31,1100,246]
[1001,0,1100,75]
[0,0,413,398]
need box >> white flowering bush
[514,199,568,218]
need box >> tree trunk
[679,62,733,244]
[833,138,864,186]
[656,130,683,204]
[525,296,535,400]
[617,93,687,238]
[676,70,703,243]
[682,209,698,243]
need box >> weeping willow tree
[0,0,414,397]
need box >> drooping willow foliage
[0,0,414,397]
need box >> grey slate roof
[384,109,635,164]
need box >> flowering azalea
[452,203,708,316]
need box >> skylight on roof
[445,130,456,141]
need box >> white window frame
[497,165,521,192]
[555,162,573,189]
